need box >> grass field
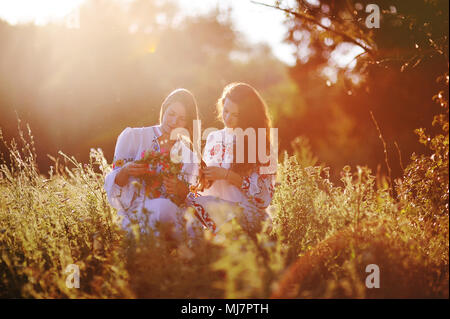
[0,118,448,298]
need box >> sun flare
[0,0,84,25]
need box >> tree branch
[250,0,375,58]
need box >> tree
[254,0,449,181]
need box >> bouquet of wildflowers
[134,145,187,205]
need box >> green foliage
[0,122,131,298]
[273,0,449,181]
[273,152,396,266]
[271,148,447,298]
[396,73,449,220]
[0,111,448,298]
[290,136,319,167]
[123,219,225,298]
[0,0,448,299]
[0,121,285,298]
[272,214,448,298]
[270,69,449,298]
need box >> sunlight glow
[0,0,84,25]
[0,0,296,65]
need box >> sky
[175,0,297,65]
[0,0,297,65]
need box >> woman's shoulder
[116,126,132,141]
[119,125,160,138]
[205,128,225,142]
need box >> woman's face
[161,102,187,134]
[222,97,239,129]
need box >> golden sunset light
[0,0,448,306]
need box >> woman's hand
[163,176,189,199]
[114,162,148,187]
[124,162,149,177]
[202,166,228,182]
[197,171,212,191]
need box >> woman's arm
[104,127,136,210]
[163,175,189,199]
[225,169,243,188]
[104,127,150,210]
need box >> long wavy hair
[216,82,272,175]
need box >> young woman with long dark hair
[188,83,277,234]
[104,88,201,240]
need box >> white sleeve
[179,142,200,186]
[203,130,222,166]
[241,172,276,210]
[103,127,139,211]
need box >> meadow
[0,103,448,298]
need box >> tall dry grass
[0,94,448,298]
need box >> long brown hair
[159,88,200,147]
[217,82,272,175]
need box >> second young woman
[188,83,277,235]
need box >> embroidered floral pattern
[112,159,124,170]
[241,173,277,210]
[185,190,217,233]
[242,176,251,191]
[191,200,217,233]
[151,138,160,152]
[209,144,221,157]
[196,129,278,235]
[187,186,201,199]
[112,157,134,170]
